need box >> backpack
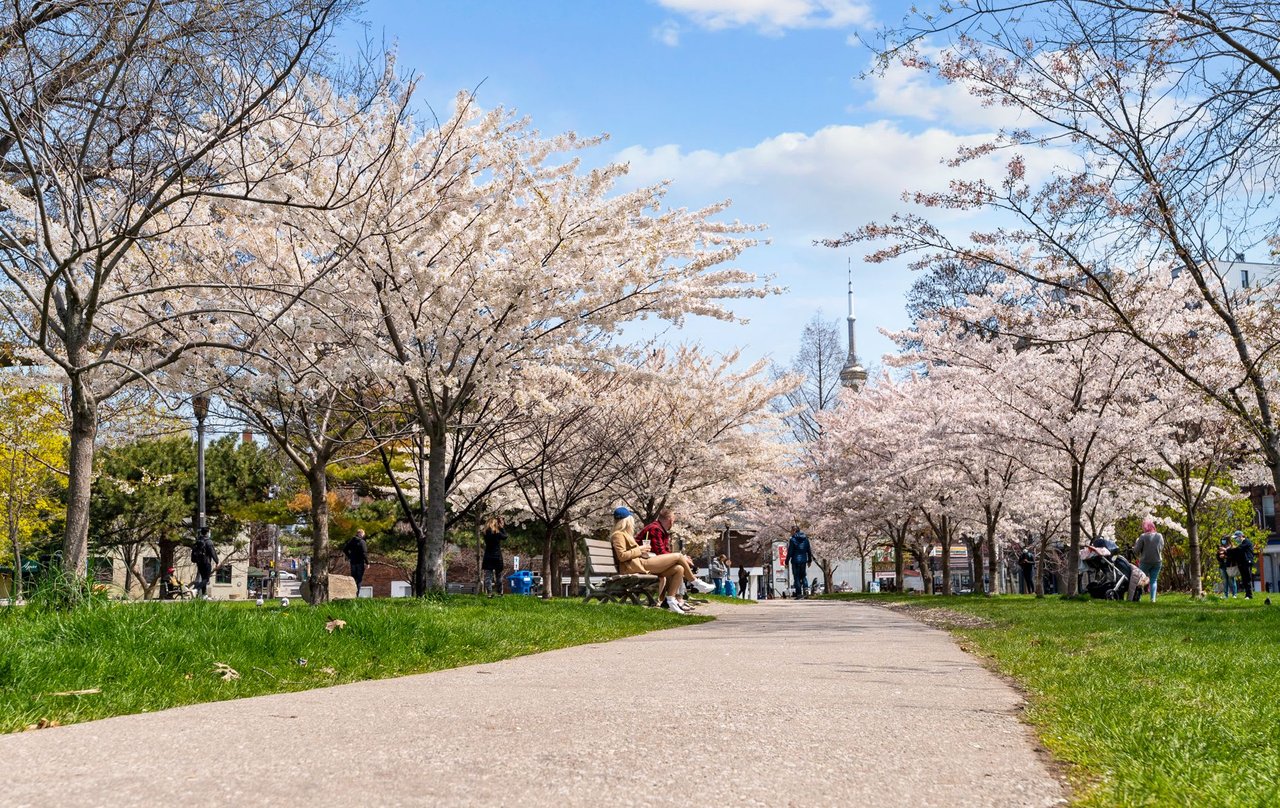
[190,541,207,565]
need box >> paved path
[3,600,1064,807]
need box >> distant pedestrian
[1018,547,1036,594]
[710,554,729,594]
[161,567,183,600]
[481,517,507,597]
[787,526,814,599]
[1133,519,1164,602]
[1217,536,1238,598]
[738,566,750,599]
[343,529,369,596]
[1231,530,1256,599]
[190,528,217,599]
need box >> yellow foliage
[0,379,67,564]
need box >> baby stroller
[1080,538,1135,600]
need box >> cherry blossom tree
[347,101,776,592]
[833,0,1280,511]
[605,346,795,536]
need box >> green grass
[0,595,707,734]
[697,593,756,605]
[822,592,1280,807]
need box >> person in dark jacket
[481,517,506,596]
[738,565,750,600]
[1018,547,1036,595]
[1229,530,1256,599]
[787,527,814,599]
[343,529,369,595]
[191,528,217,599]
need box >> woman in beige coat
[609,507,714,612]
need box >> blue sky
[342,0,1012,371]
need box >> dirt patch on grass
[878,601,997,630]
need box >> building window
[91,557,113,583]
[142,556,160,584]
[1262,496,1275,532]
[215,566,232,584]
[1242,269,1251,288]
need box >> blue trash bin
[507,570,533,595]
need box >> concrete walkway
[3,600,1064,807]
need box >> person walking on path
[611,507,714,613]
[1217,535,1238,598]
[1231,530,1256,599]
[1133,519,1164,602]
[710,554,729,594]
[191,528,218,599]
[480,517,507,597]
[738,565,750,599]
[343,529,369,596]
[787,527,814,599]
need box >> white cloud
[653,19,682,46]
[859,45,1033,133]
[617,122,1062,241]
[614,122,1073,366]
[656,0,871,34]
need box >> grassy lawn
[697,593,756,605]
[0,595,707,734]
[823,593,1280,807]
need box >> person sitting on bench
[610,507,714,613]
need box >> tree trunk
[10,534,22,602]
[894,538,905,592]
[540,525,555,601]
[569,530,579,597]
[306,467,331,604]
[1067,460,1083,596]
[940,517,953,595]
[418,424,449,594]
[986,522,1000,596]
[157,537,177,599]
[475,509,484,594]
[818,557,837,593]
[968,535,983,594]
[913,549,933,594]
[550,542,562,597]
[62,376,97,581]
[1187,516,1204,598]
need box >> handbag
[1226,566,1239,578]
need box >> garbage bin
[507,570,533,595]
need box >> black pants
[790,561,808,597]
[350,562,366,594]
[194,563,213,596]
[1239,563,1254,598]
[1020,565,1035,594]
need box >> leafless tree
[773,315,845,444]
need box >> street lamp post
[192,392,210,534]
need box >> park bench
[582,536,660,606]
